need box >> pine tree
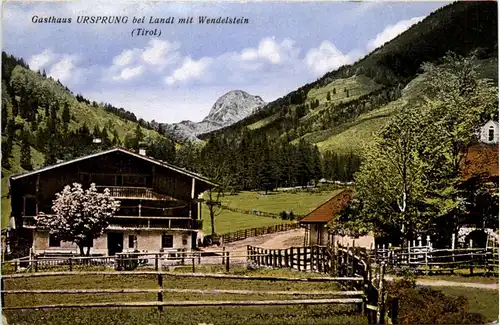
[20,130,33,170]
[135,124,144,145]
[1,102,7,133]
[62,102,71,124]
[44,138,58,166]
[1,138,12,169]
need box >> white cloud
[367,16,424,51]
[165,57,213,85]
[240,37,300,65]
[305,41,353,77]
[112,49,136,67]
[28,49,56,72]
[142,39,181,67]
[113,65,144,81]
[48,55,78,83]
[108,39,181,82]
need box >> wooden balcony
[95,186,178,201]
[23,215,202,231]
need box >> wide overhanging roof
[9,147,218,187]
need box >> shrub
[279,211,296,220]
[385,276,488,324]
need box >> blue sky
[2,1,449,123]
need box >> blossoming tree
[37,183,121,256]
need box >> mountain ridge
[164,89,266,142]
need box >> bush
[385,276,488,324]
[279,211,295,220]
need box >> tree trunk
[78,244,85,256]
[85,246,91,256]
[210,212,215,235]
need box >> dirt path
[201,229,305,262]
[203,232,499,291]
[385,276,499,290]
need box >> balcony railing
[95,186,177,201]
[23,215,202,231]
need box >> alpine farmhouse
[7,147,216,256]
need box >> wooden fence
[1,271,366,314]
[247,243,397,324]
[219,223,300,244]
[371,246,499,275]
[2,251,267,273]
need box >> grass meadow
[201,189,342,234]
[3,266,366,325]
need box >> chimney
[139,148,146,156]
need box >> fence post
[34,256,38,273]
[155,254,159,271]
[1,276,5,308]
[222,247,226,265]
[284,249,289,268]
[69,257,73,272]
[469,239,474,275]
[278,249,282,268]
[376,262,386,325]
[406,240,410,265]
[297,247,301,271]
[225,251,230,272]
[192,257,195,273]
[290,247,294,269]
[332,241,337,276]
[157,273,163,312]
[352,247,358,277]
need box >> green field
[3,267,365,325]
[306,75,382,116]
[436,286,499,322]
[201,189,343,234]
[310,72,429,154]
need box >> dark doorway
[107,232,124,256]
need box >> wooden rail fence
[219,223,300,244]
[220,205,304,219]
[370,246,499,275]
[2,251,271,273]
[247,243,397,324]
[1,271,365,314]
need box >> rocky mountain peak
[203,90,266,125]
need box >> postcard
[1,1,498,324]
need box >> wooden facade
[8,148,216,256]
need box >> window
[128,235,136,249]
[489,127,495,142]
[161,233,173,248]
[49,234,60,247]
[123,175,147,187]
